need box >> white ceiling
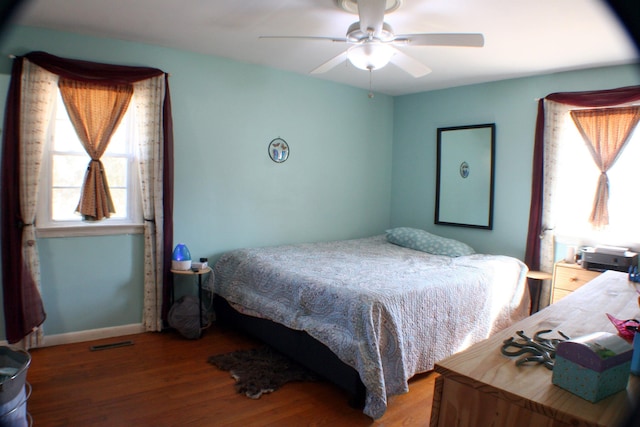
[9,0,639,96]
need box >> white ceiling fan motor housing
[346,21,395,42]
[336,0,403,15]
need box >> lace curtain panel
[17,61,57,347]
[134,76,167,332]
[540,100,572,275]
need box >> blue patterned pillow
[386,227,475,257]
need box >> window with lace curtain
[36,90,143,237]
[550,107,640,248]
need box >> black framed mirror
[435,123,495,229]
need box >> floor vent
[89,340,134,351]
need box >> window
[37,91,142,237]
[551,108,640,247]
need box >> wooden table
[430,271,640,427]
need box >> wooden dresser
[429,271,639,427]
[551,261,601,303]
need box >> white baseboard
[1,324,146,348]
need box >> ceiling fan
[260,0,484,78]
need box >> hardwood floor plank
[24,324,436,426]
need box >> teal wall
[0,24,638,340]
[0,26,394,339]
[391,64,640,258]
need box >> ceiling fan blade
[259,35,347,43]
[357,0,386,36]
[310,51,349,74]
[395,33,485,47]
[388,48,432,78]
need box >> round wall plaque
[268,137,289,163]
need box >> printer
[581,246,638,272]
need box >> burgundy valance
[24,51,165,84]
[545,85,640,108]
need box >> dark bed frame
[213,296,366,408]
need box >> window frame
[36,90,143,238]
[550,106,640,249]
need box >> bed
[212,230,530,419]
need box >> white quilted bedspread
[213,235,530,419]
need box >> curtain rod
[5,54,170,76]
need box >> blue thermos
[632,331,640,376]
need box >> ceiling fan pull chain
[368,69,374,99]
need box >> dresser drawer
[554,265,600,291]
[551,288,572,304]
[551,262,601,303]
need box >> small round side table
[526,270,553,314]
[170,266,212,334]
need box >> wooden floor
[25,324,437,426]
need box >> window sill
[36,224,144,238]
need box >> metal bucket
[0,383,31,427]
[0,348,30,405]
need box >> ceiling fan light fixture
[347,41,394,71]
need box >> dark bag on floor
[168,295,207,339]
